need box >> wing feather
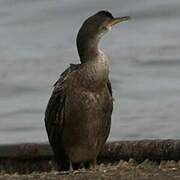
[44,64,80,170]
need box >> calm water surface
[0,0,180,144]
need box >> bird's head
[77,11,131,40]
[77,11,131,62]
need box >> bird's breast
[70,51,109,91]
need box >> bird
[45,10,131,171]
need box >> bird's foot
[90,159,97,170]
[69,160,73,171]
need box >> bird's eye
[102,26,108,31]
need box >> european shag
[45,11,131,171]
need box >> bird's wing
[44,63,80,170]
[107,78,112,96]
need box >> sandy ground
[1,159,180,180]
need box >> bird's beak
[108,16,131,27]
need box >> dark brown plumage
[45,11,130,171]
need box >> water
[0,0,180,144]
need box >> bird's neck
[76,34,109,89]
[77,34,101,63]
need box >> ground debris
[1,140,180,179]
[1,160,180,180]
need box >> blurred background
[0,0,180,144]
